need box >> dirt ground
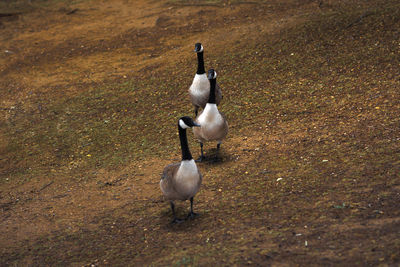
[1,0,399,265]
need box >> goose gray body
[193,69,228,161]
[160,159,202,201]
[160,116,202,223]
[189,43,222,116]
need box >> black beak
[207,73,213,79]
[193,122,201,127]
[194,43,202,52]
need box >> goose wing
[197,169,203,189]
[160,162,181,200]
[161,162,180,180]
[218,110,229,141]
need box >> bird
[193,69,228,162]
[188,43,222,117]
[160,116,202,224]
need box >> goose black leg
[170,201,183,224]
[187,197,198,219]
[194,107,198,117]
[196,142,205,162]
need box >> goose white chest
[189,74,210,98]
[197,104,224,128]
[175,159,201,198]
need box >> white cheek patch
[213,71,217,79]
[179,119,189,129]
[199,45,204,52]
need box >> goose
[189,43,222,117]
[193,69,228,162]
[160,116,202,223]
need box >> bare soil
[1,0,399,266]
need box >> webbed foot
[171,217,185,224]
[195,155,206,162]
[211,156,222,163]
[186,211,199,220]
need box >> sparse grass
[1,76,198,183]
[1,0,400,265]
[0,0,81,13]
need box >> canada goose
[189,43,222,117]
[160,116,202,223]
[193,69,228,162]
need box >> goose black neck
[178,127,193,160]
[196,52,205,74]
[208,78,216,104]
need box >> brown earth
[1,0,399,266]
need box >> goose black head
[179,116,201,129]
[207,69,217,80]
[194,43,204,53]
